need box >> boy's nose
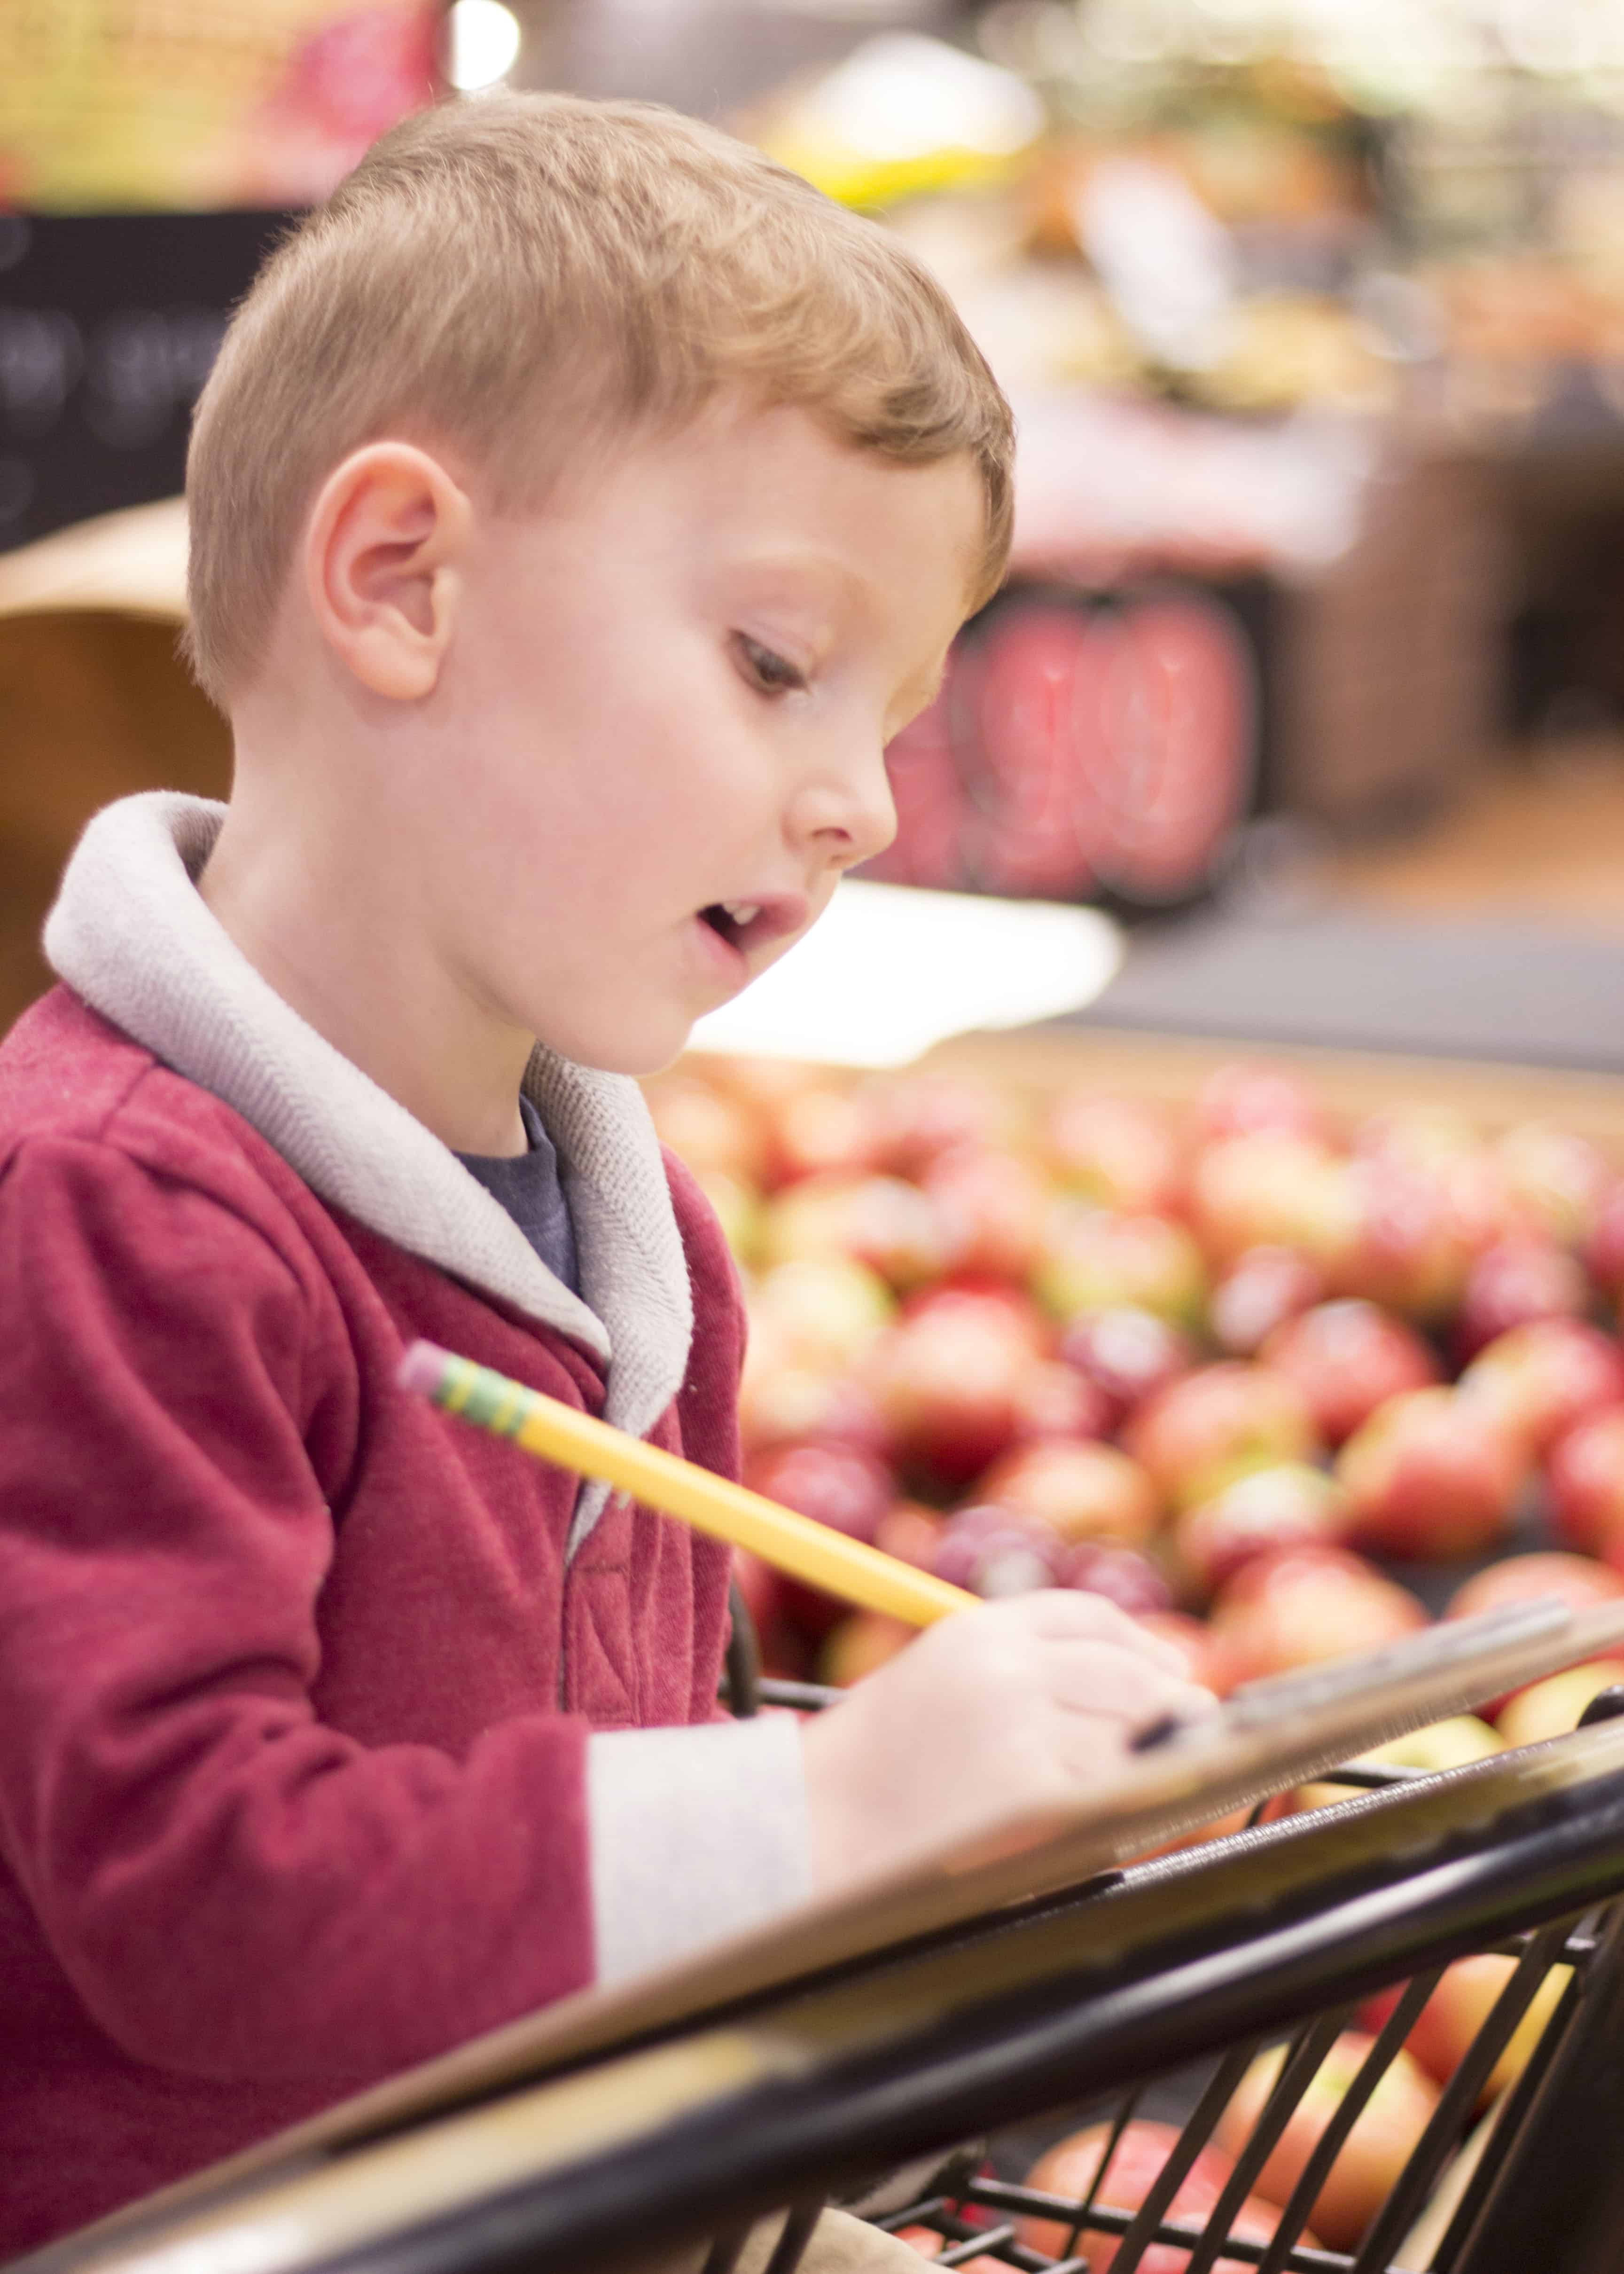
[789,744,898,871]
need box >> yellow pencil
[398,1341,975,1628]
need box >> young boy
[0,94,1211,2252]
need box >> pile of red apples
[649,1054,1624,1749]
[647,1048,1624,2260]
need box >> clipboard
[39,1591,1624,2270]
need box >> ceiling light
[447,0,522,92]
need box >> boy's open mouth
[695,893,812,960]
[698,901,762,950]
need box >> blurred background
[5,0,1624,1058]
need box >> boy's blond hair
[183,93,1014,702]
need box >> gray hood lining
[44,796,695,1493]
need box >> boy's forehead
[540,397,984,603]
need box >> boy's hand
[799,1592,1219,1894]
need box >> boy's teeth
[722,902,760,925]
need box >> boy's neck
[198,766,533,1159]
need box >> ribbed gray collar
[44,795,694,1518]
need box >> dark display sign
[0,210,293,551]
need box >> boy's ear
[305,442,474,701]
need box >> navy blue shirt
[455,1095,580,1295]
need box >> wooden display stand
[0,501,228,1031]
[919,1023,1624,1155]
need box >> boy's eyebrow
[723,545,874,611]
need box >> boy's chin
[530,1013,696,1081]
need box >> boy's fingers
[1011,1588,1191,1671]
[1047,1648,1218,1729]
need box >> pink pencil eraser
[398,1340,449,1399]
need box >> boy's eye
[734,633,806,695]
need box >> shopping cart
[37,1671,1624,2274]
[695,1653,1624,2274]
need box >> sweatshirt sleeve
[0,1135,597,2085]
[586,1715,811,1984]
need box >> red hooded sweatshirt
[0,795,808,2254]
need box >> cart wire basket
[36,1668,1624,2274]
[680,1662,1624,2274]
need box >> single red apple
[1353,1115,1519,1257]
[1056,1307,1194,1431]
[1196,1060,1327,1142]
[1444,1551,1624,1715]
[1495,1121,1611,1249]
[1036,1203,1208,1329]
[1213,2033,1438,2250]
[738,1363,887,1457]
[1208,1545,1427,1687]
[1209,1245,1324,1357]
[871,1288,1050,1488]
[1260,1299,1440,1447]
[921,1145,1050,1285]
[1337,1387,1525,1560]
[902,1279,1050,1350]
[1434,1143,1536,1257]
[1457,1316,1624,1458]
[1396,1955,1573,2108]
[1352,1105,1478,1169]
[1019,2117,1314,2273]
[748,1255,895,1376]
[975,1437,1160,1547]
[741,1441,895,1543]
[762,1172,946,1292]
[1061,1539,1174,1617]
[764,1081,883,1188]
[1337,1154,1476,1320]
[1497,1660,1624,1745]
[742,1440,895,1637]
[1451,1547,1624,1620]
[866,1072,1020,1179]
[1188,1131,1358,1275]
[932,1506,1064,1598]
[1175,1463,1351,1600]
[1009,1358,1115,1445]
[1453,1237,1589,1363]
[1123,1362,1320,1510]
[644,1075,768,1184]
[1046,1091,1185,1214]
[1548,1406,1624,1557]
